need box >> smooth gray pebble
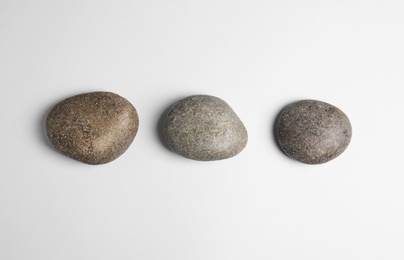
[162,95,248,161]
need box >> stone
[46,92,139,165]
[162,95,248,161]
[275,100,352,164]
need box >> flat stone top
[276,100,352,164]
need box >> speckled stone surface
[46,92,139,165]
[162,95,248,161]
[275,100,352,164]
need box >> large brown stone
[46,92,139,164]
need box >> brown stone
[275,100,352,164]
[46,92,139,164]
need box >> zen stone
[162,95,248,161]
[46,92,139,165]
[275,100,352,164]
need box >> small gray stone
[46,92,139,165]
[162,95,248,161]
[275,100,352,164]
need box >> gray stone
[275,100,352,164]
[46,92,139,165]
[162,95,248,161]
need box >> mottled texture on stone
[46,92,139,165]
[275,100,352,164]
[162,95,248,161]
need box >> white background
[1,0,404,259]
